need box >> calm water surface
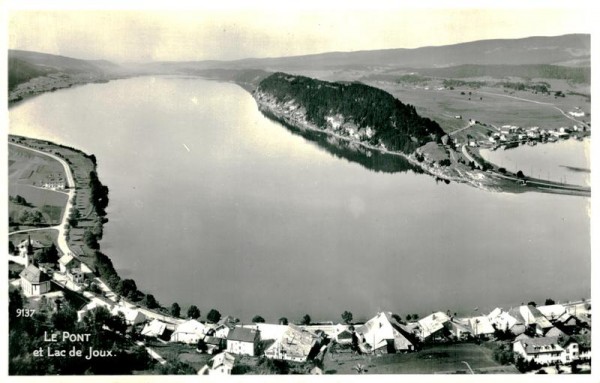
[9,77,591,322]
[480,139,591,187]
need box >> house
[469,316,495,339]
[513,336,564,365]
[141,319,167,339]
[20,263,52,297]
[490,309,525,335]
[519,305,553,335]
[111,306,146,326]
[226,327,260,356]
[537,304,567,322]
[198,352,235,375]
[264,324,319,362]
[58,254,84,284]
[560,338,580,364]
[417,312,451,341]
[445,318,473,340]
[202,336,226,354]
[251,323,289,341]
[171,319,208,344]
[354,312,414,353]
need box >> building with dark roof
[226,327,260,356]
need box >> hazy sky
[7,7,594,63]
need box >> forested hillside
[257,73,445,153]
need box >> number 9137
[16,308,36,317]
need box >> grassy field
[323,343,515,375]
[9,230,59,249]
[8,144,66,187]
[370,82,589,135]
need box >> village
[8,236,592,375]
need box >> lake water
[479,139,591,187]
[9,76,591,322]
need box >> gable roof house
[111,306,146,326]
[141,319,168,339]
[354,312,414,353]
[519,305,553,335]
[537,304,567,322]
[445,318,473,341]
[513,336,564,365]
[171,319,208,344]
[58,254,84,283]
[264,324,319,362]
[20,263,52,297]
[198,352,236,375]
[417,312,451,342]
[469,316,496,338]
[226,327,260,356]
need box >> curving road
[9,142,75,257]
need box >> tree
[36,243,59,264]
[187,305,201,319]
[527,301,537,307]
[252,315,265,323]
[207,309,221,323]
[406,314,413,321]
[341,311,353,324]
[8,241,15,254]
[117,279,138,299]
[170,303,181,318]
[545,298,555,305]
[52,304,77,331]
[279,317,289,325]
[142,294,160,309]
[516,170,525,179]
[83,229,100,250]
[302,314,311,325]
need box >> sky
[7,4,595,63]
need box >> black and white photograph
[3,0,597,379]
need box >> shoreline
[252,91,591,197]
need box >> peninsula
[252,72,591,196]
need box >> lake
[479,138,591,187]
[9,76,591,322]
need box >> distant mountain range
[8,34,591,100]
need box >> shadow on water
[260,110,421,175]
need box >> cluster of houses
[487,124,585,145]
[11,237,592,374]
[122,304,590,375]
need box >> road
[9,142,76,257]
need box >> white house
[198,352,235,375]
[264,324,318,362]
[417,312,451,341]
[58,254,84,284]
[20,263,52,297]
[355,312,414,353]
[513,336,564,365]
[111,306,146,326]
[537,304,567,322]
[141,319,167,338]
[226,327,260,356]
[171,319,208,344]
[469,316,495,338]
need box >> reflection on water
[8,76,590,322]
[260,109,419,174]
